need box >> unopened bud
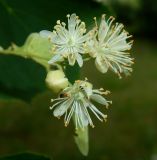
[45,70,69,93]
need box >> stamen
[93,17,98,29]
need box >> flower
[86,15,134,78]
[40,14,89,67]
[45,70,69,93]
[50,79,111,129]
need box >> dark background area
[0,0,157,160]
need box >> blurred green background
[0,0,157,159]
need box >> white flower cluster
[40,13,133,77]
[40,13,134,129]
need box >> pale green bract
[0,33,52,70]
[50,80,111,129]
[74,126,89,156]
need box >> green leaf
[0,55,47,101]
[0,152,50,160]
[74,126,89,156]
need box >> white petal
[75,53,83,67]
[98,19,108,42]
[86,39,98,57]
[68,54,76,66]
[77,34,89,43]
[39,30,52,38]
[78,102,89,127]
[68,14,77,33]
[53,99,72,117]
[111,40,131,51]
[90,94,108,106]
[81,99,94,126]
[95,56,109,73]
[48,54,63,64]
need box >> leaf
[0,152,50,160]
[74,126,89,156]
[0,55,47,101]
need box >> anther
[67,14,70,18]
[56,20,61,24]
[64,122,68,127]
[62,22,66,26]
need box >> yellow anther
[67,14,70,18]
[75,80,81,83]
[57,20,61,24]
[64,122,68,127]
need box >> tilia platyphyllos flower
[38,12,134,155]
[40,14,90,67]
[86,14,134,78]
[0,12,134,156]
[50,80,112,129]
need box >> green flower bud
[45,70,69,93]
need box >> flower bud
[45,70,69,93]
